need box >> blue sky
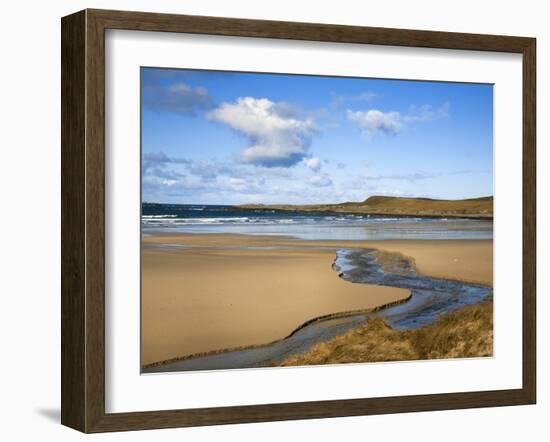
[141,67,493,205]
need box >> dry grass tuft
[275,300,493,367]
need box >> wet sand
[145,233,493,284]
[142,233,492,366]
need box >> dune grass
[275,300,493,366]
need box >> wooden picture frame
[61,8,536,433]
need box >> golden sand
[142,234,492,365]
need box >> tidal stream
[143,248,492,374]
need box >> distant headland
[237,195,493,219]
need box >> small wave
[368,217,425,223]
[140,216,320,226]
[142,217,251,225]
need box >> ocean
[142,203,493,241]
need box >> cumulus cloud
[346,109,402,139]
[144,82,212,115]
[347,102,450,141]
[310,174,333,187]
[304,157,322,172]
[207,97,316,168]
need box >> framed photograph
[61,9,536,433]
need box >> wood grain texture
[90,8,532,52]
[522,38,537,403]
[84,9,107,432]
[61,8,537,433]
[61,10,86,431]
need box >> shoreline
[141,232,493,368]
[143,232,493,286]
[235,207,493,221]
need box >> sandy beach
[142,233,492,366]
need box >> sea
[142,203,493,241]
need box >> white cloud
[347,103,450,141]
[404,102,450,122]
[304,157,322,172]
[207,97,316,167]
[142,151,190,174]
[330,91,377,109]
[346,109,402,139]
[330,93,347,109]
[360,171,435,183]
[353,91,377,102]
[144,82,212,115]
[310,174,333,187]
[227,177,247,191]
